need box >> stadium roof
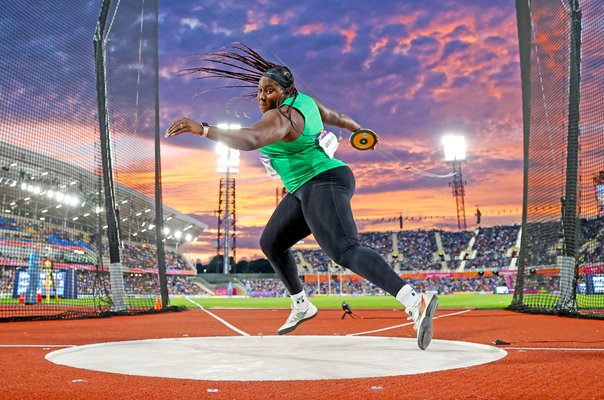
[0,140,207,243]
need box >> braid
[181,43,302,133]
[179,42,278,98]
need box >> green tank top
[259,92,346,193]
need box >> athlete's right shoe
[277,302,318,335]
[406,294,438,350]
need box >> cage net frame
[0,0,179,321]
[510,0,604,319]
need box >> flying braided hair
[180,43,301,132]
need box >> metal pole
[562,0,581,259]
[153,0,168,307]
[223,151,230,274]
[511,0,532,308]
[94,0,126,312]
[458,162,467,230]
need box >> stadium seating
[2,215,602,298]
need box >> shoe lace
[405,297,424,329]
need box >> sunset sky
[0,1,526,262]
[158,0,524,262]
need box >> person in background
[227,280,233,298]
[24,243,42,304]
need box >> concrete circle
[46,336,507,381]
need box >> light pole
[442,135,467,230]
[216,124,240,274]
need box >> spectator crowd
[2,215,603,299]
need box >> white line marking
[507,347,604,351]
[184,295,250,336]
[347,309,473,336]
[0,344,75,348]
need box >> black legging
[259,165,406,296]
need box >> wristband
[201,122,210,138]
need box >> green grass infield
[171,293,514,310]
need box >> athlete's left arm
[314,98,362,132]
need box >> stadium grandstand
[218,219,601,304]
[0,142,208,320]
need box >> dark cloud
[410,36,440,56]
[451,76,472,88]
[484,36,507,46]
[376,24,410,39]
[440,39,471,61]
[488,61,520,86]
[474,51,499,64]
[445,25,471,39]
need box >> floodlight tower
[442,135,467,230]
[216,124,240,274]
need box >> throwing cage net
[510,0,604,318]
[0,0,178,321]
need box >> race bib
[317,130,339,158]
[259,153,280,179]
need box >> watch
[201,122,210,138]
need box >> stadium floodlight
[216,142,240,174]
[215,123,241,274]
[442,135,467,162]
[442,134,468,230]
[185,233,192,242]
[163,226,170,235]
[174,231,182,240]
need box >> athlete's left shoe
[406,294,438,350]
[277,302,318,335]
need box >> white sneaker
[406,294,438,350]
[277,302,318,335]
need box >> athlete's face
[257,77,285,113]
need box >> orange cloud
[295,23,326,36]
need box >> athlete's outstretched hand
[165,117,203,138]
